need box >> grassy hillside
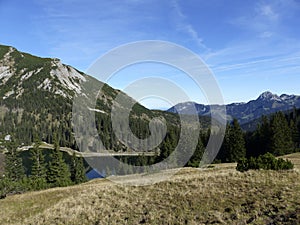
[0,153,299,225]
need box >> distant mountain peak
[280,93,295,100]
[168,91,300,125]
[257,92,298,102]
[257,91,279,101]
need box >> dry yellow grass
[0,153,299,225]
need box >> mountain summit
[256,91,293,102]
[257,91,280,101]
[0,45,86,100]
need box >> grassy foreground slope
[0,154,300,225]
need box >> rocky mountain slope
[168,91,300,125]
[0,46,85,100]
[0,44,168,151]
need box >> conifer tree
[135,153,147,172]
[4,140,24,182]
[270,112,294,155]
[70,153,87,184]
[256,116,271,155]
[290,120,299,149]
[217,123,231,162]
[229,119,246,162]
[47,134,71,187]
[29,138,47,189]
[221,119,246,162]
[187,137,205,167]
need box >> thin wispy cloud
[257,4,279,21]
[212,54,300,73]
[33,0,169,70]
[1,0,300,106]
[171,0,209,52]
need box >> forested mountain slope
[0,45,211,154]
[0,45,166,150]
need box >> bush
[236,157,248,172]
[237,153,294,172]
[0,177,10,199]
[0,177,32,199]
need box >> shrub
[0,177,31,199]
[236,157,248,172]
[0,177,10,199]
[236,153,294,172]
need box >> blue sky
[1,0,300,108]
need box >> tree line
[189,109,299,168]
[0,135,86,199]
[156,109,299,168]
[113,108,299,170]
[1,107,298,198]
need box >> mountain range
[168,91,300,125]
[0,44,299,150]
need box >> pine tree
[290,120,299,149]
[230,119,246,162]
[217,123,231,162]
[187,137,205,167]
[270,112,294,156]
[70,153,87,184]
[222,119,246,162]
[4,140,25,182]
[47,134,71,187]
[256,116,271,155]
[29,139,47,189]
